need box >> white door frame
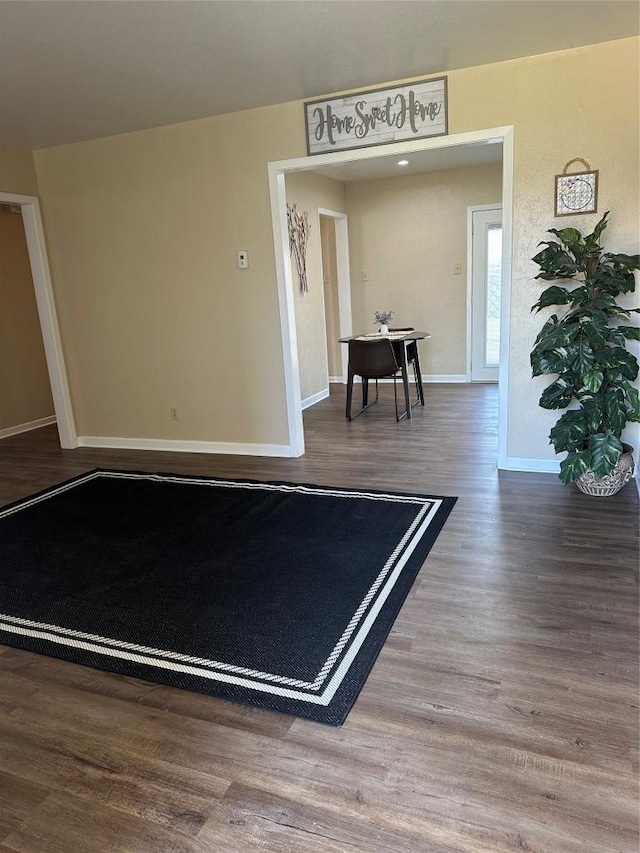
[269,125,514,466]
[0,191,77,448]
[318,207,352,382]
[466,203,503,382]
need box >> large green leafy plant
[530,212,640,484]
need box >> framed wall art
[555,158,598,217]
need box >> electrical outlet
[170,407,179,421]
[237,250,249,269]
[453,262,463,275]
[361,270,370,283]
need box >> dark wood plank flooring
[0,384,638,852]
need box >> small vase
[379,324,389,335]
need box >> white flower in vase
[374,310,394,335]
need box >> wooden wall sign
[305,77,448,156]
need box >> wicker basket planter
[575,444,635,497]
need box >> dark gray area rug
[0,470,456,725]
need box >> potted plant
[530,211,640,495]
[374,310,394,335]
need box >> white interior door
[470,206,502,382]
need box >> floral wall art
[287,202,311,295]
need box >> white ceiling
[310,139,504,183]
[0,1,638,151]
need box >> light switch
[361,270,370,283]
[237,250,249,269]
[453,262,463,275]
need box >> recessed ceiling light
[398,159,409,166]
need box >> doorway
[0,192,76,447]
[268,126,514,464]
[319,215,341,382]
[318,208,352,384]
[468,205,503,382]
[0,202,54,438]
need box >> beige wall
[33,38,639,460]
[448,39,639,459]
[285,171,346,402]
[346,163,502,377]
[35,105,304,444]
[0,208,54,430]
[0,146,39,196]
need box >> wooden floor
[0,384,638,853]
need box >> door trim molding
[269,125,514,466]
[0,191,77,448]
[318,208,352,382]
[466,203,503,383]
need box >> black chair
[346,339,403,421]
[389,328,424,406]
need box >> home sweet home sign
[305,77,448,156]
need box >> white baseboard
[328,376,344,384]
[77,436,293,458]
[503,456,640,489]
[367,375,469,385]
[422,375,468,383]
[0,415,56,440]
[301,388,330,410]
[332,375,487,385]
[502,456,561,474]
